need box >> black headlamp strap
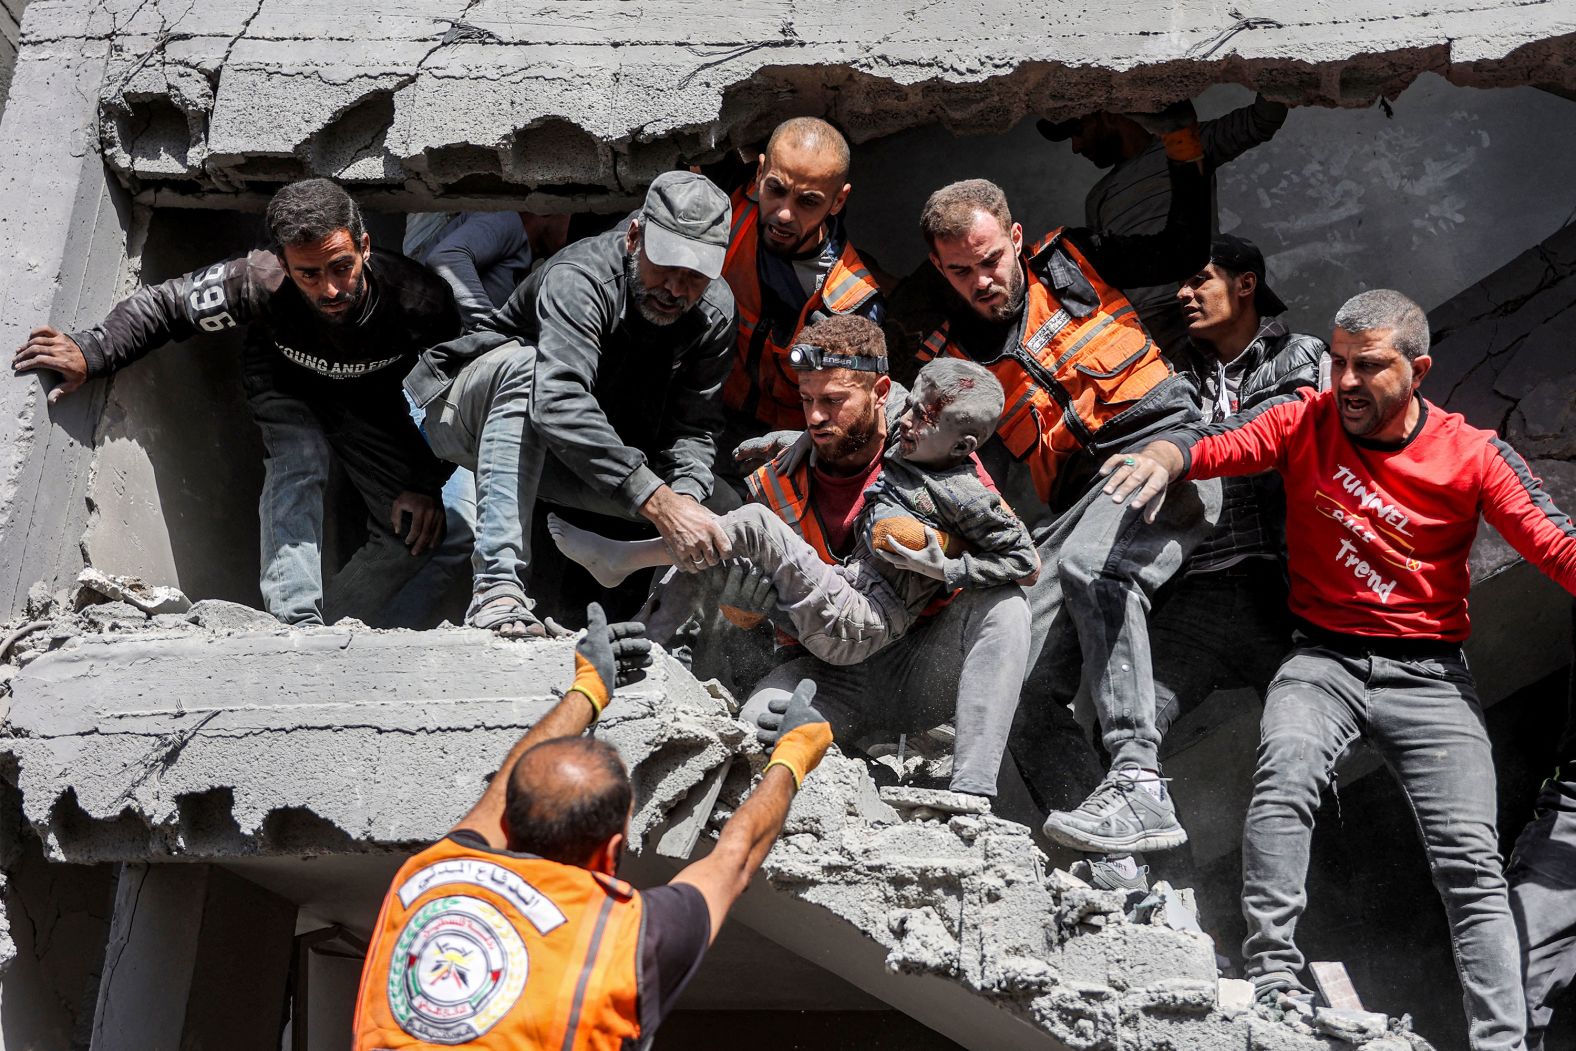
[788,343,889,375]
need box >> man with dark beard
[12,178,460,627]
[915,109,1214,855]
[712,117,885,508]
[406,172,738,635]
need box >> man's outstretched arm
[451,603,652,847]
[672,680,830,943]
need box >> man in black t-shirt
[13,179,462,626]
[352,604,833,1048]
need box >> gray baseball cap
[640,170,731,280]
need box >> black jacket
[71,247,461,497]
[406,225,737,513]
[1171,319,1326,570]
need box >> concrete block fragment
[184,599,277,632]
[1313,1007,1390,1042]
[880,786,992,819]
[74,567,190,615]
[1219,977,1256,1016]
[81,601,146,631]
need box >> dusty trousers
[738,585,1031,797]
[1508,774,1576,1050]
[419,342,645,604]
[1242,644,1526,1051]
[1013,474,1221,798]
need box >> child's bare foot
[547,513,641,589]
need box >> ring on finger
[1122,457,1136,466]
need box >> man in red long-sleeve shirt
[1103,289,1576,1051]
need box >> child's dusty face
[896,379,971,467]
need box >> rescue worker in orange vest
[916,105,1220,857]
[352,603,833,1050]
[712,116,886,509]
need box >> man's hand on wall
[13,326,88,404]
[641,486,733,571]
[390,491,445,555]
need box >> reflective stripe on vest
[746,457,960,624]
[352,836,644,1051]
[916,228,1169,503]
[721,185,882,429]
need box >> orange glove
[1162,125,1204,164]
[566,602,652,721]
[758,681,832,789]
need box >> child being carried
[548,352,1039,667]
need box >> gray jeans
[738,584,1031,797]
[420,342,638,600]
[1508,775,1576,1050]
[248,385,427,626]
[1243,644,1525,1051]
[1015,474,1221,786]
[717,504,915,666]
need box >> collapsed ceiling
[41,0,1574,208]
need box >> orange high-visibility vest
[746,455,957,624]
[721,186,882,429]
[352,835,645,1051]
[916,228,1171,505]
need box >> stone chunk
[82,602,148,632]
[1313,1008,1390,1042]
[880,786,992,820]
[74,568,191,615]
[184,600,278,632]
[1218,977,1255,1017]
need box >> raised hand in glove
[1130,99,1203,165]
[733,429,813,476]
[757,680,833,788]
[567,602,654,721]
[717,562,778,630]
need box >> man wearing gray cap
[406,171,738,635]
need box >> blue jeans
[379,392,480,627]
[419,342,639,603]
[247,384,429,626]
[1243,644,1526,1051]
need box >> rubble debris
[183,598,280,633]
[73,568,191,616]
[0,607,1439,1050]
[879,785,992,820]
[1310,959,1367,1011]
[1314,1008,1391,1043]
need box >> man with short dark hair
[1036,95,1289,352]
[1105,288,1576,1047]
[352,604,833,1050]
[408,171,737,636]
[12,177,461,626]
[915,116,1217,853]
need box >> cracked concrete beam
[22,0,1574,203]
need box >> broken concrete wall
[32,0,1576,210]
[0,613,1437,1050]
[0,0,25,119]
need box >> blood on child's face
[896,377,969,468]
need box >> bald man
[352,603,833,1049]
[713,117,887,507]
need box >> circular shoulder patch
[387,895,529,1044]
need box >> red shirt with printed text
[1178,388,1576,640]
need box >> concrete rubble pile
[0,578,1438,1050]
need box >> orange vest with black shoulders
[745,455,957,625]
[915,228,1171,504]
[352,835,646,1051]
[721,186,883,429]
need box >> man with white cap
[406,171,739,635]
